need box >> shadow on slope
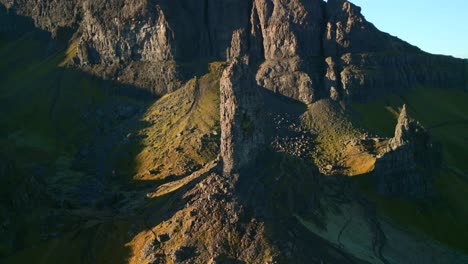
[0,8,229,262]
[351,87,468,254]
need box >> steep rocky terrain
[1,0,468,263]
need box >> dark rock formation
[253,0,324,104]
[1,0,80,35]
[326,52,468,102]
[323,0,467,101]
[77,3,174,64]
[323,0,419,57]
[373,105,440,198]
[1,0,254,96]
[220,30,265,175]
[388,105,413,150]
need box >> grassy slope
[0,31,141,262]
[0,29,225,262]
[302,100,362,171]
[114,61,224,181]
[0,33,105,160]
[352,87,468,253]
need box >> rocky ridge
[134,172,277,264]
[2,0,466,100]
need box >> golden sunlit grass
[343,151,376,176]
[342,139,388,176]
[118,62,225,181]
[58,40,78,67]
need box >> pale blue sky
[350,0,468,59]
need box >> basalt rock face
[323,0,419,57]
[253,0,324,104]
[159,0,253,60]
[75,1,181,94]
[373,105,440,198]
[1,0,80,35]
[2,0,466,100]
[325,49,468,102]
[322,0,467,101]
[1,0,253,96]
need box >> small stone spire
[389,104,411,150]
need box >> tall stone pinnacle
[220,30,264,175]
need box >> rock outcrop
[220,30,265,175]
[323,0,419,57]
[0,0,80,35]
[2,0,466,100]
[77,2,174,65]
[373,105,440,198]
[323,0,467,101]
[325,51,468,102]
[134,172,276,264]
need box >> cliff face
[1,0,80,34]
[322,0,467,101]
[2,0,466,99]
[77,2,173,65]
[253,0,324,104]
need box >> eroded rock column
[373,105,440,198]
[220,30,264,175]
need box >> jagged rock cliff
[322,0,467,101]
[253,0,324,104]
[373,105,440,198]
[2,0,466,100]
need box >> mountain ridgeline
[2,0,467,101]
[1,0,468,263]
